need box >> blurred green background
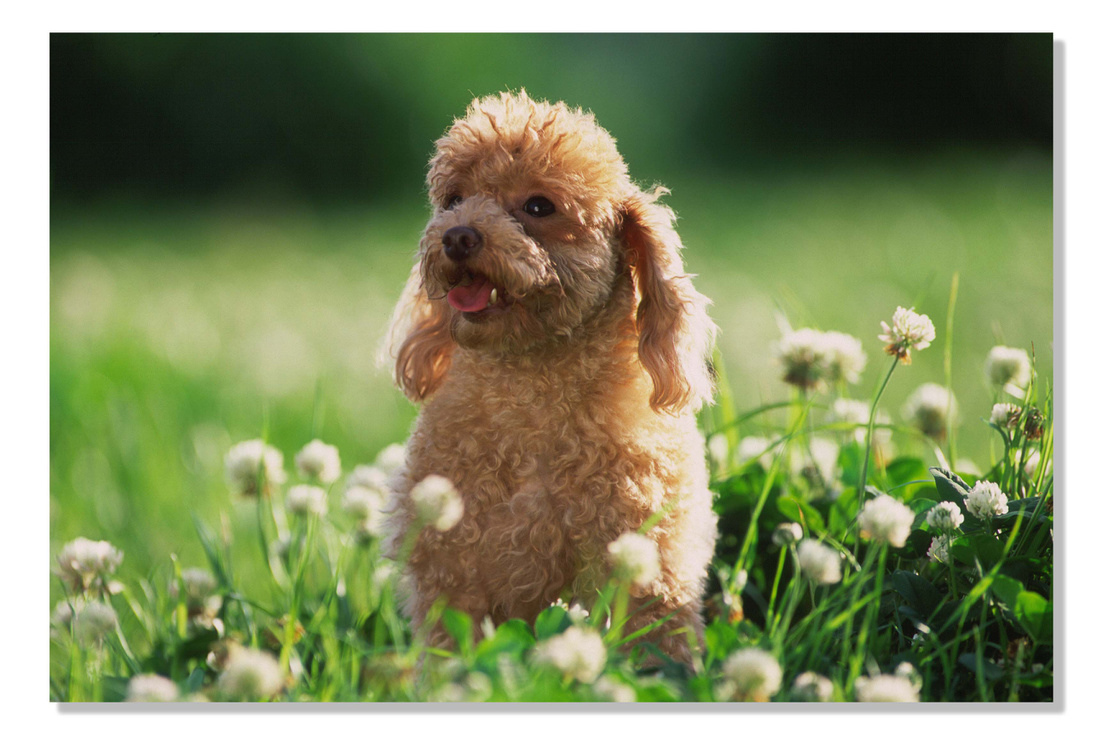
[50,34,1052,584]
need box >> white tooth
[489,288,497,306]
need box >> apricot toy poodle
[383,91,717,664]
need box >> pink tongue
[447,276,495,312]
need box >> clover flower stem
[797,387,810,458]
[279,514,317,677]
[252,470,288,588]
[608,578,632,645]
[775,567,804,647]
[731,402,809,587]
[947,545,959,598]
[856,356,900,509]
[1031,420,1054,497]
[1030,403,1048,490]
[767,545,788,626]
[806,584,834,657]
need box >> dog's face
[387,91,716,413]
[419,94,632,353]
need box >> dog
[383,91,717,664]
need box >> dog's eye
[523,196,555,218]
[443,194,463,210]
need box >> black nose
[442,226,483,262]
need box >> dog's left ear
[621,188,717,414]
[381,263,455,402]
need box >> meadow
[49,151,1053,702]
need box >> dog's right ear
[381,263,454,402]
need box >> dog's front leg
[394,533,491,654]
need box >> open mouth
[446,272,510,318]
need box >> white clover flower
[217,646,284,701]
[341,484,383,521]
[593,677,637,703]
[858,495,915,547]
[964,480,1009,519]
[126,674,180,702]
[72,600,118,644]
[926,501,964,534]
[374,443,407,475]
[176,567,218,607]
[831,397,871,426]
[430,683,467,702]
[775,328,831,391]
[343,469,390,537]
[820,331,867,385]
[707,433,730,469]
[285,484,328,518]
[829,398,892,445]
[791,437,841,490]
[225,439,286,497]
[927,534,952,563]
[985,346,1032,390]
[294,439,341,483]
[607,532,661,587]
[355,518,383,543]
[796,539,843,585]
[550,598,591,624]
[463,671,493,701]
[346,464,390,493]
[567,602,591,623]
[894,662,919,681]
[534,626,607,684]
[722,648,782,702]
[878,306,936,364]
[790,671,834,702]
[410,475,464,532]
[775,328,867,390]
[772,522,804,547]
[736,436,774,469]
[990,402,1023,429]
[855,671,922,702]
[902,383,958,440]
[55,537,123,594]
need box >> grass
[49,153,1052,702]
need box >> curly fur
[383,91,718,663]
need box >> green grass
[49,152,1052,702]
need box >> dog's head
[386,91,715,413]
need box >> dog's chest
[412,377,664,516]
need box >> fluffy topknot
[427,90,632,228]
